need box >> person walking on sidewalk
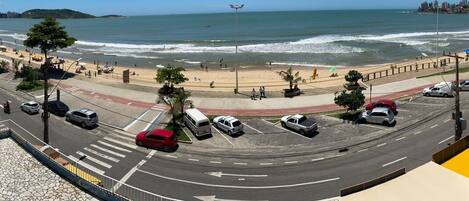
[251,88,257,100]
[259,86,263,100]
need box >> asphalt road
[1,86,468,201]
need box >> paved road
[1,86,468,201]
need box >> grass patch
[16,80,45,92]
[417,66,469,79]
[328,110,363,121]
[165,123,191,142]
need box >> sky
[0,0,444,16]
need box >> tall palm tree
[174,89,191,116]
[278,67,302,90]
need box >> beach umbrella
[465,49,469,54]
[329,66,337,73]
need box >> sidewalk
[53,77,436,117]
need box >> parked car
[423,82,453,97]
[460,80,469,91]
[20,101,40,114]
[183,108,211,137]
[65,108,98,128]
[47,101,69,117]
[360,107,396,126]
[135,129,178,152]
[366,99,397,114]
[280,114,318,135]
[213,116,244,136]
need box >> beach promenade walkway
[53,77,438,117]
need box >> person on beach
[251,88,257,100]
[259,86,263,100]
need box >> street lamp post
[230,4,244,94]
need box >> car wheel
[423,93,428,96]
[65,116,70,122]
[281,122,286,128]
[81,122,86,128]
[136,141,143,146]
[443,94,449,98]
[383,121,389,126]
[228,130,233,136]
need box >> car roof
[292,114,304,119]
[376,99,394,104]
[26,101,38,105]
[223,116,239,123]
[149,129,174,138]
[77,108,96,115]
[372,107,390,113]
[186,108,209,122]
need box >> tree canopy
[334,70,366,112]
[155,65,188,88]
[24,17,76,58]
[278,67,302,90]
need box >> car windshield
[232,121,241,127]
[89,113,97,118]
[298,116,308,124]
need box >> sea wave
[0,33,28,41]
[175,59,201,64]
[271,62,347,68]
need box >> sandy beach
[0,47,463,97]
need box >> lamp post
[230,4,244,94]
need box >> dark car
[135,129,178,152]
[47,101,69,117]
[366,99,397,114]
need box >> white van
[423,82,454,97]
[184,108,211,137]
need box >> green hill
[21,9,95,19]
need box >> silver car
[65,108,98,128]
[460,80,469,91]
[213,116,243,136]
[20,101,40,114]
[360,107,396,127]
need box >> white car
[20,101,40,114]
[360,107,396,127]
[423,82,453,97]
[460,80,469,91]
[213,116,243,136]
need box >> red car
[135,129,178,151]
[366,99,397,114]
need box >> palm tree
[174,89,191,116]
[12,59,22,73]
[278,67,302,90]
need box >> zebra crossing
[68,128,142,175]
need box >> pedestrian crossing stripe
[103,137,138,150]
[112,129,136,138]
[111,133,134,142]
[76,151,112,169]
[83,147,120,163]
[90,144,126,158]
[68,155,105,175]
[97,140,132,153]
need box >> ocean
[0,9,468,69]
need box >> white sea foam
[271,62,347,68]
[174,59,201,64]
[0,33,27,41]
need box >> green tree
[174,89,191,116]
[155,64,188,94]
[161,88,191,125]
[344,70,363,90]
[334,90,365,112]
[11,59,22,73]
[23,17,76,144]
[278,67,302,90]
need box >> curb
[97,122,125,131]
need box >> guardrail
[340,168,406,196]
[0,122,181,201]
[433,134,469,165]
[362,58,452,82]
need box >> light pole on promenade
[230,4,244,94]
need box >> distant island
[418,0,469,13]
[0,9,123,19]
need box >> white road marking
[97,140,132,153]
[212,126,234,146]
[138,169,340,189]
[103,137,138,149]
[188,158,200,162]
[395,137,406,141]
[76,151,112,169]
[68,155,105,175]
[143,111,163,131]
[259,163,273,166]
[110,133,134,142]
[194,195,266,201]
[382,157,407,168]
[234,162,247,166]
[238,178,245,181]
[284,161,298,164]
[439,136,454,144]
[444,119,451,123]
[83,147,120,163]
[112,150,156,192]
[209,161,222,164]
[113,129,136,138]
[430,124,439,129]
[271,123,312,140]
[123,109,150,131]
[242,123,264,134]
[311,157,325,162]
[206,172,267,178]
[90,144,126,158]
[165,155,178,159]
[398,109,410,112]
[358,148,368,153]
[376,143,387,147]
